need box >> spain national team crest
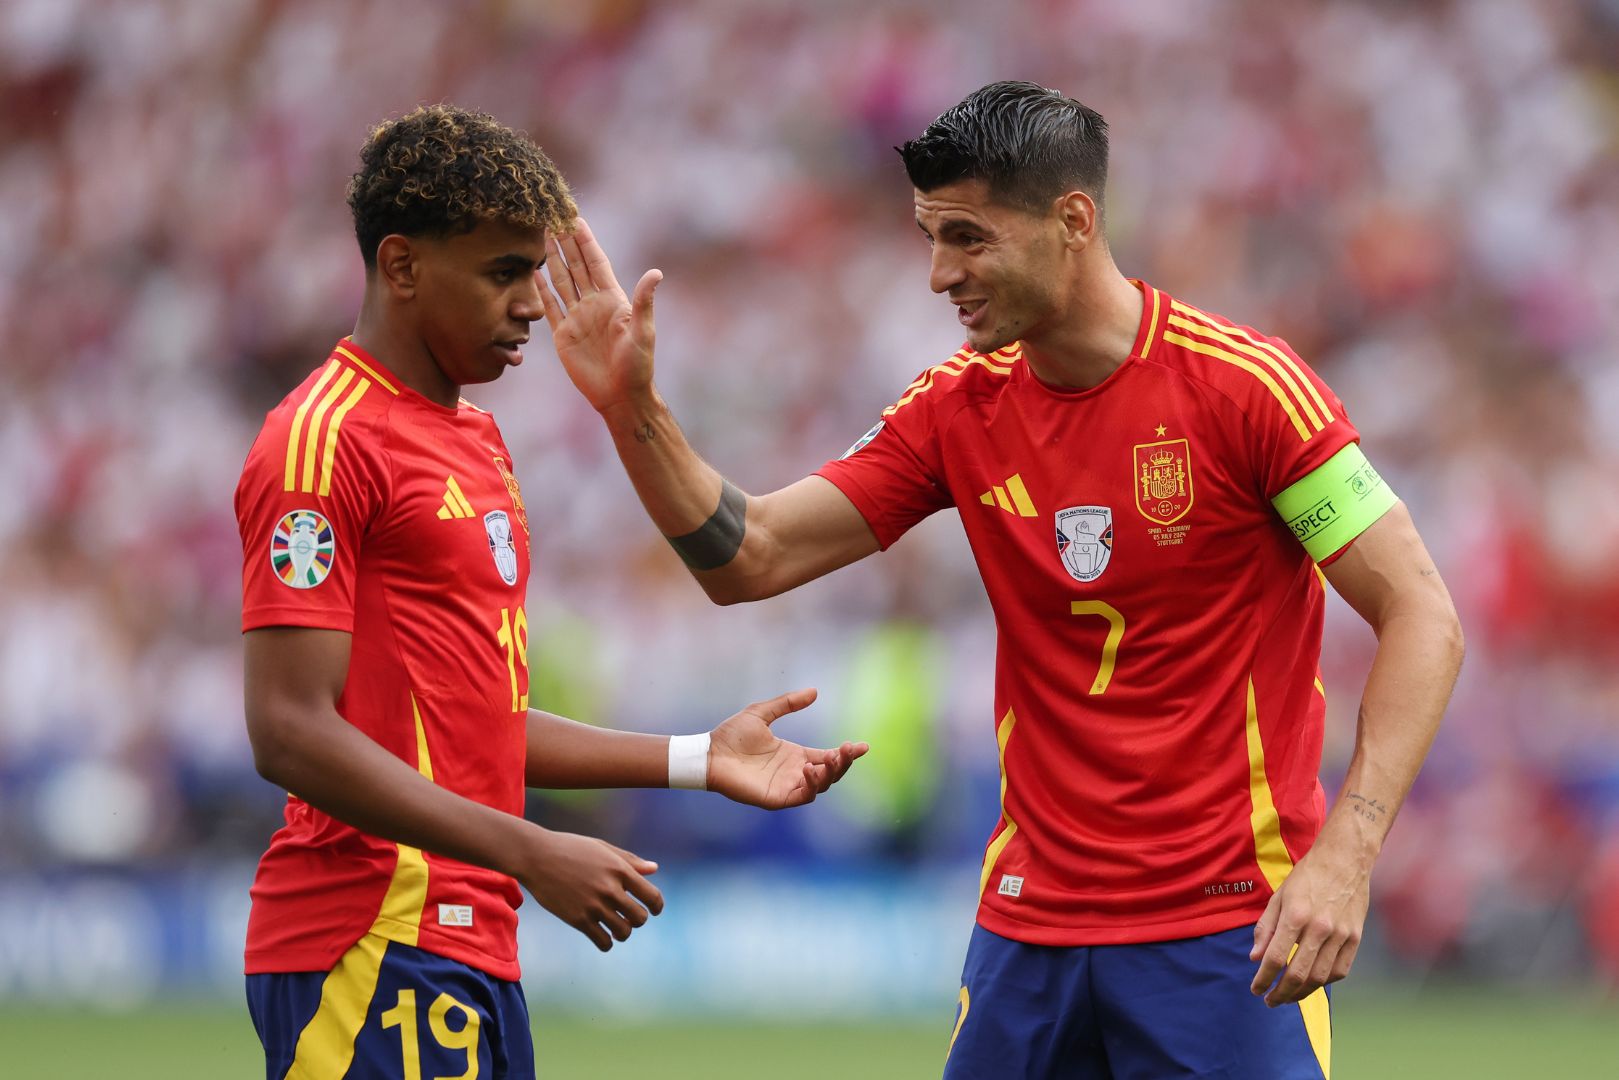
[271,509,334,589]
[1133,438,1195,525]
[484,509,519,586]
[1055,505,1113,582]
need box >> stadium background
[1,0,1616,1075]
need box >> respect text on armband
[1287,498,1339,543]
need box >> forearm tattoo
[1346,791,1389,824]
[666,479,746,571]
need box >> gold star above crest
[1154,423,1167,437]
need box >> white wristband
[667,733,710,791]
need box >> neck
[1019,266,1143,391]
[350,292,460,408]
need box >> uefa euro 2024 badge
[1055,505,1113,582]
[484,509,519,586]
[271,509,334,589]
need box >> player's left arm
[523,688,868,810]
[1250,500,1464,1006]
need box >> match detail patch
[271,510,334,589]
[1272,443,1398,561]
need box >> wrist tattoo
[1346,791,1389,823]
[633,422,656,444]
[666,479,746,570]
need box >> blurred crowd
[1,0,1617,985]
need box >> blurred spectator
[1,0,1615,984]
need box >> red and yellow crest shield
[1133,438,1195,525]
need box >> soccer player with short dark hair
[235,104,866,1079]
[542,81,1464,1078]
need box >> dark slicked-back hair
[346,104,577,269]
[898,81,1109,216]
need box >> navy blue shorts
[247,933,534,1079]
[942,923,1330,1079]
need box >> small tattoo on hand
[633,423,655,443]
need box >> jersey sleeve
[1239,335,1362,496]
[236,408,387,633]
[813,377,953,550]
[1236,335,1395,564]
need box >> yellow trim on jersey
[1167,307,1325,432]
[1171,301,1334,424]
[1299,987,1332,1077]
[299,368,356,493]
[1164,331,1313,442]
[318,378,371,497]
[1245,677,1294,892]
[335,343,399,395]
[978,709,1020,898]
[884,352,1016,417]
[1314,677,1325,698]
[1140,285,1162,358]
[285,694,437,1077]
[284,360,341,492]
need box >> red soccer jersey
[818,283,1367,945]
[236,339,534,979]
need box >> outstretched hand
[707,689,869,810]
[539,217,664,414]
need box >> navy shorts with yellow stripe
[247,933,533,1080]
[942,923,1330,1080]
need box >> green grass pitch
[1,987,1613,1078]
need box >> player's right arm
[243,628,662,951]
[540,219,880,604]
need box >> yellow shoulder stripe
[318,378,372,497]
[1163,329,1313,442]
[335,344,399,395]
[1170,301,1334,424]
[1167,307,1325,430]
[884,351,1015,417]
[283,364,373,495]
[284,361,341,491]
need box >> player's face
[915,180,1065,353]
[412,220,547,386]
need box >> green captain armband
[1271,443,1398,562]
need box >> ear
[1054,191,1100,252]
[375,234,419,300]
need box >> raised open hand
[538,217,664,414]
[707,689,870,810]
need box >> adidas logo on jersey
[436,476,476,520]
[979,473,1037,517]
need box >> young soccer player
[540,82,1465,1077]
[235,105,866,1079]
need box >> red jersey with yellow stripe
[236,339,533,979]
[817,283,1358,946]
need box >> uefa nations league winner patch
[485,509,519,586]
[271,509,334,589]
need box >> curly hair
[346,104,577,268]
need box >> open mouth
[495,339,527,363]
[955,300,987,328]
